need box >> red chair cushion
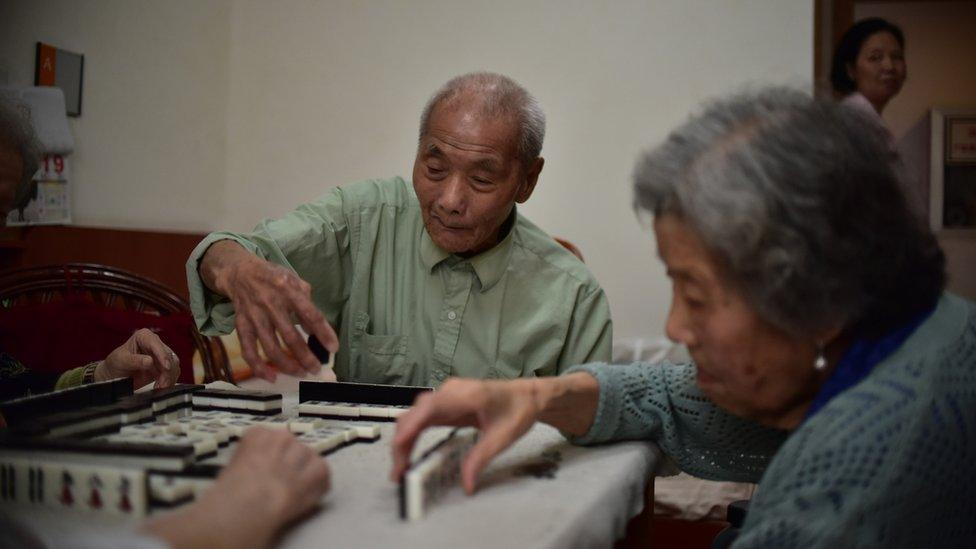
[0,294,195,384]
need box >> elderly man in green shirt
[186,72,612,387]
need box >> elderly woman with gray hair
[390,88,975,547]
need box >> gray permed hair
[633,87,944,338]
[418,72,546,167]
[0,98,41,206]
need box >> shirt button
[447,311,457,320]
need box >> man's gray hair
[633,87,944,338]
[418,72,545,167]
[0,98,41,205]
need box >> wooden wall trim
[0,226,206,300]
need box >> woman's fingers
[459,417,530,494]
[132,329,173,373]
[390,378,538,491]
[390,387,480,480]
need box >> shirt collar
[419,208,518,292]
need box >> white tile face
[298,401,360,418]
[16,461,53,507]
[122,408,152,425]
[359,406,390,419]
[191,410,225,420]
[246,398,282,411]
[7,460,27,505]
[220,420,256,437]
[350,423,381,441]
[121,423,164,436]
[189,425,231,446]
[53,465,80,511]
[185,433,220,457]
[113,469,147,517]
[43,464,68,510]
[148,475,194,503]
[405,469,424,521]
[288,417,324,433]
[254,415,291,429]
[0,462,11,503]
[82,467,113,513]
[389,406,410,418]
[297,427,349,453]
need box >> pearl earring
[814,344,827,371]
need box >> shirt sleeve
[564,361,787,483]
[186,187,354,335]
[54,365,86,390]
[553,286,613,373]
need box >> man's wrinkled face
[413,98,542,256]
[0,147,23,227]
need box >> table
[281,422,659,548]
[4,394,661,549]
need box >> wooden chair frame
[0,263,232,383]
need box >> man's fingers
[254,316,303,376]
[294,298,339,354]
[237,317,274,381]
[268,308,320,375]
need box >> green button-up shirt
[186,177,612,386]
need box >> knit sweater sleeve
[564,362,787,482]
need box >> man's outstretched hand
[200,240,339,381]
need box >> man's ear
[846,62,856,84]
[517,157,544,203]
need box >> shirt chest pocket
[358,331,418,385]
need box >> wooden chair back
[0,263,231,383]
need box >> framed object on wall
[929,110,976,234]
[34,42,84,117]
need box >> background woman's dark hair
[830,17,905,95]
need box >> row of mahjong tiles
[0,379,433,439]
[0,412,383,517]
[0,379,461,521]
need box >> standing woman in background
[830,17,906,125]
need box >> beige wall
[855,1,976,300]
[0,0,233,233]
[0,0,813,341]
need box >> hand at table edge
[390,373,600,494]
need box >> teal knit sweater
[568,293,976,547]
